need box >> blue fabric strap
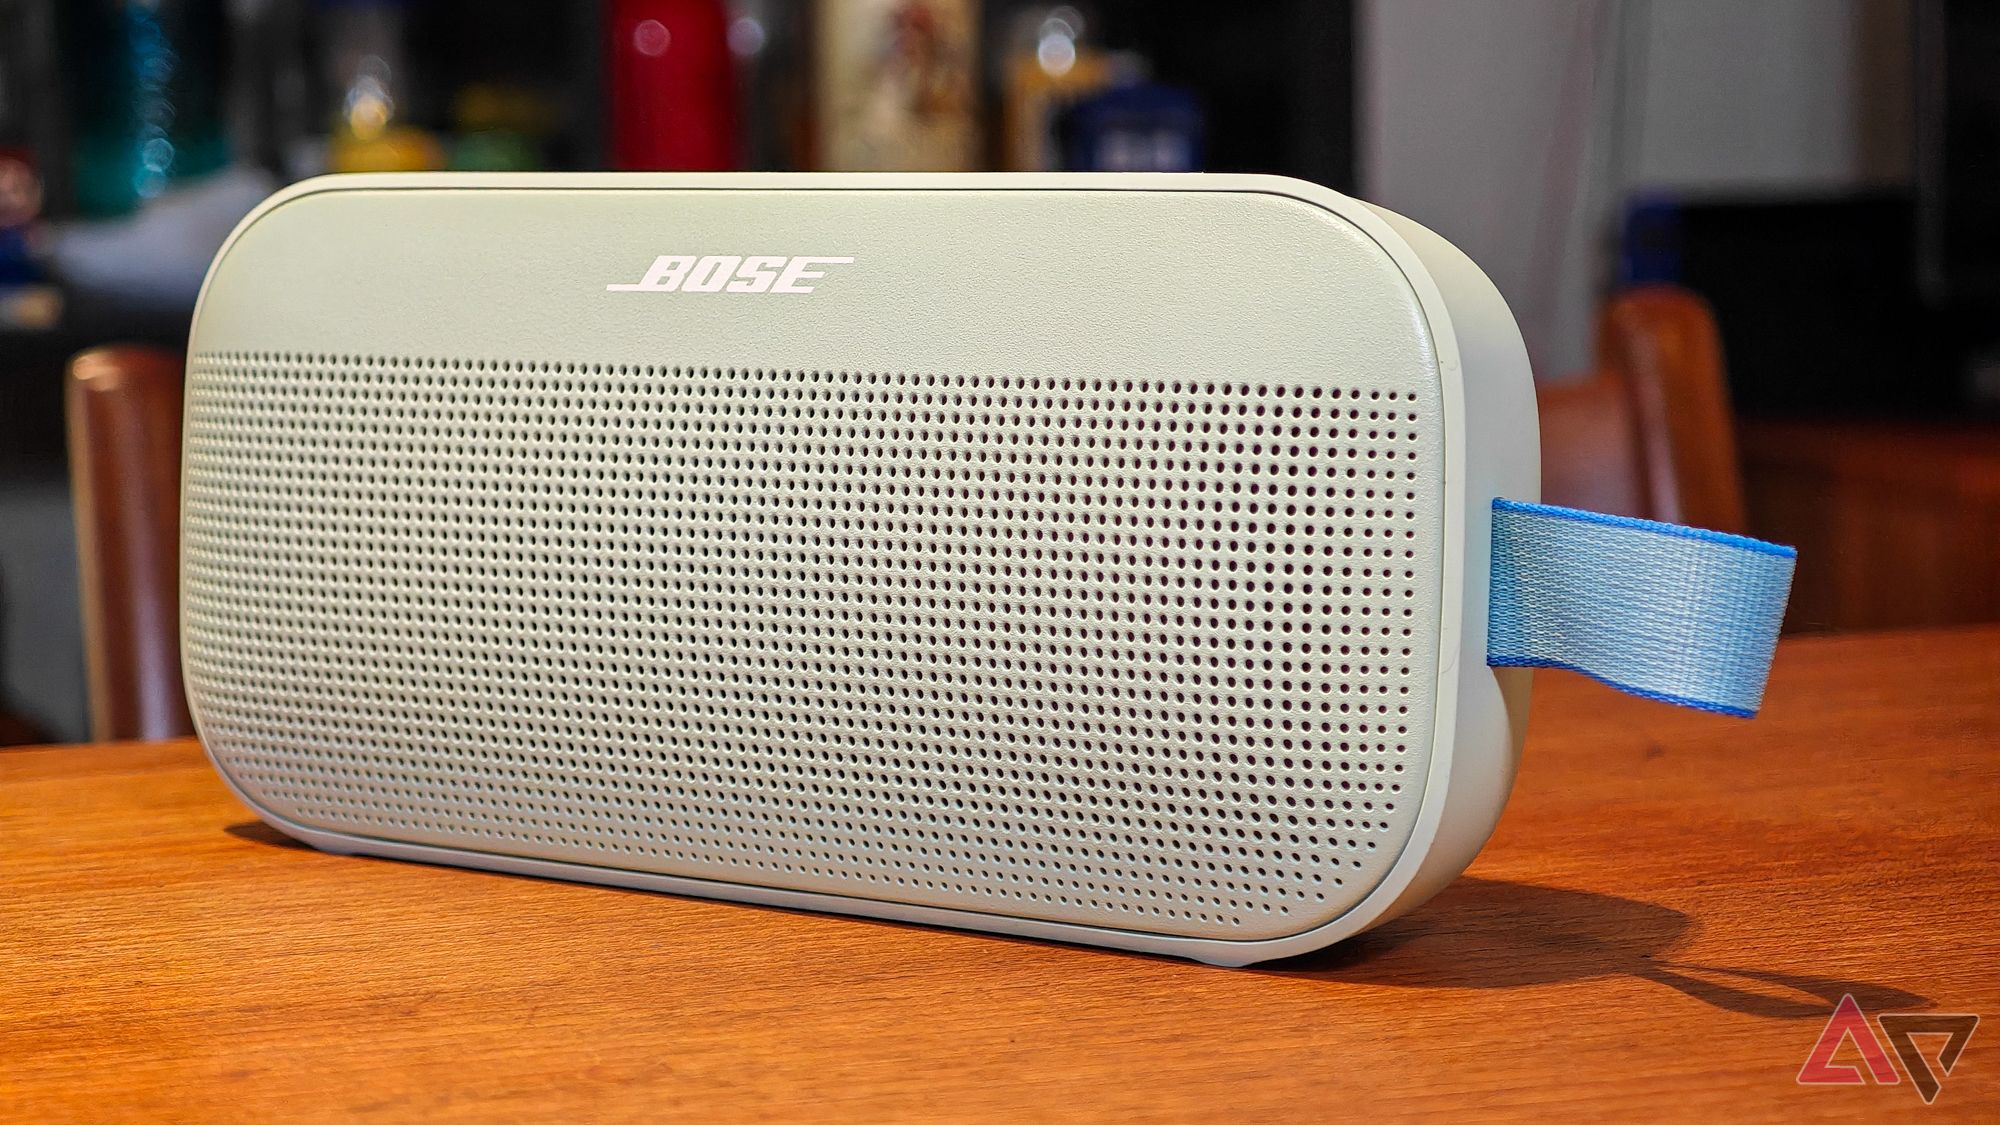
[1487,499,1796,717]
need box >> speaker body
[184,173,1536,965]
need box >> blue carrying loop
[1486,499,1797,717]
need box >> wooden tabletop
[5,627,1997,1122]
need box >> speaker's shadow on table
[226,820,309,849]
[1255,877,1926,1019]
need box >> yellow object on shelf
[329,126,446,174]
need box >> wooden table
[5,627,1997,1121]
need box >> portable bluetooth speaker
[184,174,1794,964]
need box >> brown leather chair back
[1537,285,1748,534]
[66,346,193,742]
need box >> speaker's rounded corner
[211,765,359,857]
[1375,673,1529,933]
[190,695,339,856]
[190,175,349,338]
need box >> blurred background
[0,0,1994,745]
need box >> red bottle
[607,0,739,170]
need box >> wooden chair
[1537,284,1748,534]
[66,345,194,742]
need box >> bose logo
[607,255,855,295]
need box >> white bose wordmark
[607,255,855,294]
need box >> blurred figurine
[816,0,980,171]
[1058,63,1202,173]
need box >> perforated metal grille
[182,353,1444,941]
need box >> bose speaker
[183,173,1539,965]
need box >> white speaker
[183,173,1538,965]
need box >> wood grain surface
[4,627,1997,1122]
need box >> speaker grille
[182,353,1445,941]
